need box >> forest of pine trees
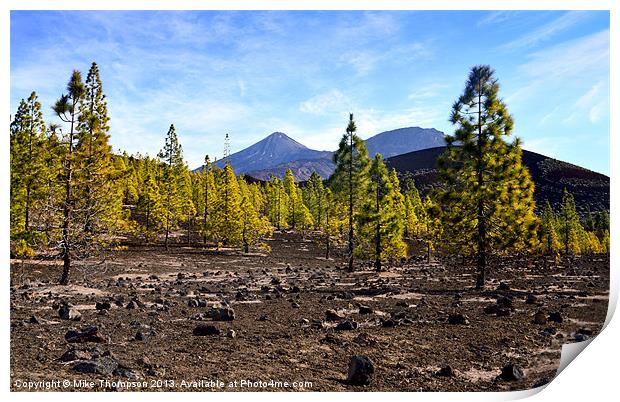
[10,62,610,286]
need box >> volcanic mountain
[212,132,331,173]
[384,146,609,213]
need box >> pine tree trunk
[25,183,30,232]
[203,173,208,245]
[60,101,76,286]
[187,214,191,247]
[475,86,487,290]
[165,215,170,251]
[348,132,354,272]
[375,183,381,272]
[427,241,431,264]
[277,187,281,230]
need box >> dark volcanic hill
[245,127,445,180]
[365,127,445,158]
[211,132,331,173]
[385,146,609,213]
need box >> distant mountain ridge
[224,126,445,180]
[365,127,445,158]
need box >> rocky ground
[10,231,609,392]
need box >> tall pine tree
[438,65,537,289]
[10,92,47,236]
[53,70,85,284]
[158,124,186,250]
[330,113,371,271]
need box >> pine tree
[199,155,217,244]
[330,113,371,271]
[322,188,340,259]
[213,164,243,246]
[282,169,312,229]
[265,176,289,229]
[158,124,186,250]
[437,65,537,289]
[75,62,123,236]
[10,92,47,236]
[422,195,442,263]
[53,70,85,284]
[304,172,325,230]
[178,167,196,246]
[135,156,165,242]
[39,123,64,247]
[402,178,424,239]
[558,188,582,255]
[356,155,407,271]
[540,200,560,256]
[239,177,272,252]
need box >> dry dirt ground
[10,231,609,392]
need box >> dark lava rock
[347,355,375,385]
[577,327,593,336]
[533,311,547,325]
[59,348,92,362]
[209,307,235,321]
[134,331,148,341]
[73,356,118,375]
[325,309,345,321]
[448,314,469,325]
[339,292,355,300]
[58,305,82,321]
[29,315,45,324]
[258,314,269,321]
[496,307,511,317]
[500,364,524,381]
[65,326,107,343]
[353,333,378,346]
[96,301,111,310]
[358,305,374,315]
[187,299,199,308]
[496,296,513,308]
[336,320,359,331]
[497,282,510,291]
[381,318,400,328]
[575,333,590,342]
[311,319,324,329]
[126,300,139,310]
[483,304,500,315]
[548,312,563,323]
[193,324,220,336]
[525,294,537,304]
[115,366,140,380]
[436,365,454,377]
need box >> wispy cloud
[299,89,351,115]
[477,11,522,27]
[500,11,589,51]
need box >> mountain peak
[262,132,307,149]
[212,131,328,173]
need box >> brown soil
[10,231,609,392]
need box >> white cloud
[519,29,609,78]
[299,89,350,115]
[407,83,448,102]
[500,11,589,51]
[477,11,521,27]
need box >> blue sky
[10,10,610,174]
